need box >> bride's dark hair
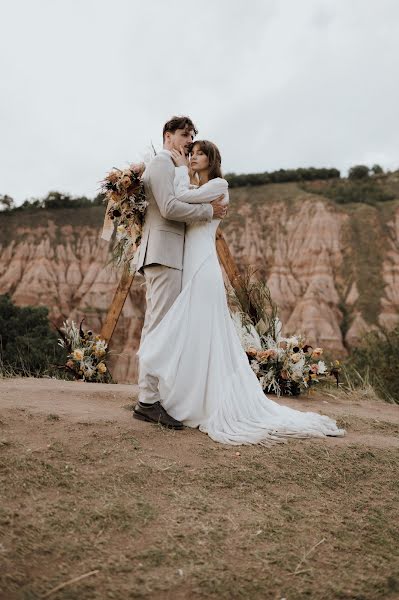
[192,140,222,180]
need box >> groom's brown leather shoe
[133,401,184,429]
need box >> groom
[133,116,227,429]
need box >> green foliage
[371,164,384,175]
[348,165,370,180]
[0,194,15,211]
[7,191,99,212]
[348,326,399,403]
[322,180,394,205]
[0,294,65,376]
[225,167,340,188]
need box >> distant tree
[225,167,340,188]
[71,195,94,208]
[42,191,73,209]
[371,164,384,175]
[348,165,370,180]
[19,198,42,210]
[0,294,65,375]
[0,195,15,211]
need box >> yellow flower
[117,225,126,234]
[72,349,84,361]
[97,362,107,374]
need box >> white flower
[317,360,327,375]
[285,335,300,348]
[94,340,107,357]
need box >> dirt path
[1,378,398,600]
[1,377,398,448]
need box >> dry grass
[1,405,399,600]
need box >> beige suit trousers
[138,264,182,403]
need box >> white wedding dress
[138,167,345,445]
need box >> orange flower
[311,347,323,359]
[246,347,258,358]
[121,175,131,188]
[107,171,119,184]
[258,349,276,361]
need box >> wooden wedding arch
[100,230,250,344]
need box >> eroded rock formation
[1,183,398,383]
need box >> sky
[1,0,398,204]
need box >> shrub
[371,164,384,175]
[4,191,98,212]
[225,167,340,188]
[0,294,65,376]
[348,165,370,180]
[322,180,394,205]
[0,195,15,211]
[348,326,399,403]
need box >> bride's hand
[171,147,189,168]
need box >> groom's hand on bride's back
[211,196,228,219]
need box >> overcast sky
[1,0,398,203]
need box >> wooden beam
[100,264,135,343]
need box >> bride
[138,141,345,445]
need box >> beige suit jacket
[135,150,213,273]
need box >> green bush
[348,165,370,180]
[323,180,394,205]
[371,164,384,175]
[5,191,100,212]
[225,167,340,188]
[348,326,399,403]
[0,195,15,211]
[0,294,65,376]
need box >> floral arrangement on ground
[100,163,147,270]
[57,320,110,383]
[230,270,340,396]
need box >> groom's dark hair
[163,116,198,141]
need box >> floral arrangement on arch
[57,320,110,382]
[230,270,340,396]
[100,163,147,271]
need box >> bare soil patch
[1,378,398,599]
